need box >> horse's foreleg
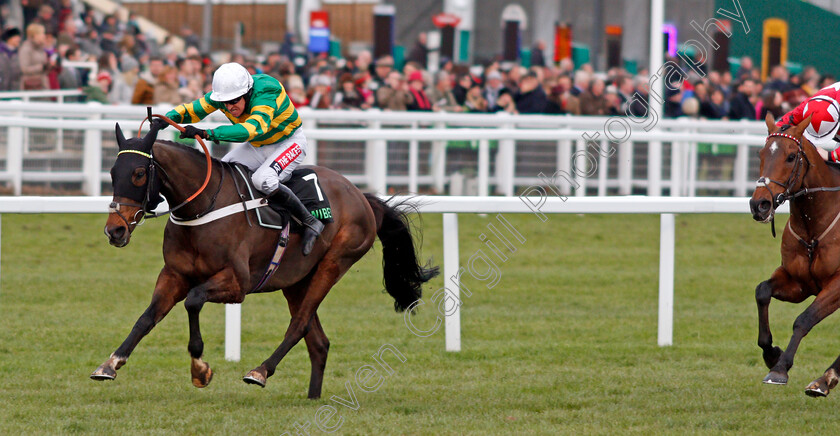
[244,262,342,389]
[765,277,840,385]
[756,268,807,372]
[185,268,245,388]
[91,268,188,381]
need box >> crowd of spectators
[0,2,832,120]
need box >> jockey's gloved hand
[180,125,207,140]
[150,118,169,132]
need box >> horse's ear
[115,123,126,150]
[792,114,813,138]
[765,112,779,134]
[141,125,158,152]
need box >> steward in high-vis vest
[152,62,323,255]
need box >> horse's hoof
[763,371,789,385]
[190,358,213,388]
[805,378,830,397]
[243,368,267,388]
[90,371,116,381]
[90,363,117,381]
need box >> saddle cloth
[233,165,334,231]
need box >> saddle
[231,164,334,232]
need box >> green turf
[1,211,839,435]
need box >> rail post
[658,213,675,346]
[408,121,419,193]
[7,117,23,195]
[82,112,102,196]
[443,213,460,351]
[225,304,241,361]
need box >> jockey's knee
[252,168,281,194]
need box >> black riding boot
[268,184,324,256]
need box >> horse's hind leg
[91,268,189,381]
[243,258,347,391]
[805,356,840,397]
[244,279,329,398]
[303,314,330,399]
[765,277,840,385]
[283,281,331,399]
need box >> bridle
[755,132,811,225]
[108,148,161,228]
[109,110,215,229]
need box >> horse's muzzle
[104,225,130,247]
[750,197,774,223]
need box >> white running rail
[0,195,775,357]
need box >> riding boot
[268,183,324,256]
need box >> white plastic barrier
[0,195,776,356]
[0,102,773,197]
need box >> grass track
[2,211,840,435]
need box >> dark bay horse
[91,124,438,398]
[750,113,840,397]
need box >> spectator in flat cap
[372,55,394,91]
[426,70,462,112]
[0,27,22,91]
[307,74,334,109]
[376,71,411,111]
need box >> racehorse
[750,112,840,397]
[91,122,438,399]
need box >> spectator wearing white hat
[484,70,506,110]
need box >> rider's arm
[206,91,293,144]
[820,147,831,161]
[165,93,221,124]
[823,144,840,162]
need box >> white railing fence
[0,195,779,357]
[0,101,772,198]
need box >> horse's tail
[364,194,439,312]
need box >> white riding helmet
[210,62,254,102]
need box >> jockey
[776,82,840,161]
[151,62,324,255]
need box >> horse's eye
[137,169,146,178]
[787,153,796,162]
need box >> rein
[110,109,215,225]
